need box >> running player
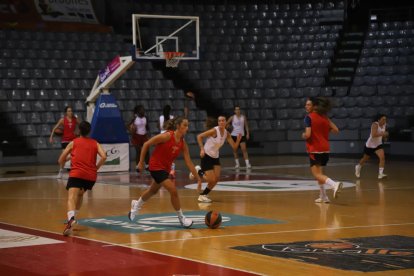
[59,121,107,236]
[302,97,343,203]
[50,106,79,178]
[128,117,202,228]
[355,114,388,179]
[196,116,241,203]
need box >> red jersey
[62,116,77,143]
[149,131,184,171]
[69,137,99,181]
[304,112,330,153]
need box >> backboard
[131,14,199,60]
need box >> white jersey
[204,127,227,159]
[231,115,245,136]
[133,116,147,135]
[366,122,386,148]
[159,115,174,133]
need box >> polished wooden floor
[1,155,413,275]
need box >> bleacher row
[1,0,414,154]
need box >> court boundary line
[0,221,259,276]
[114,222,414,246]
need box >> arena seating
[1,0,413,159]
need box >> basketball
[205,211,222,229]
[54,128,63,136]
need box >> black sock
[201,187,211,195]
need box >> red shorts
[131,134,148,146]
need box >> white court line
[221,162,355,171]
[0,222,259,276]
[0,162,353,182]
[113,222,414,246]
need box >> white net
[164,52,184,67]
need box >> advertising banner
[99,56,121,83]
[34,0,98,23]
[98,143,129,172]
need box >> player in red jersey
[58,121,107,236]
[50,106,79,179]
[302,97,343,203]
[128,117,202,228]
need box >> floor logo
[233,235,414,272]
[185,180,355,192]
[78,211,283,234]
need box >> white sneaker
[128,200,140,221]
[355,165,361,178]
[198,195,212,203]
[333,182,343,199]
[234,164,240,169]
[179,216,193,228]
[315,197,330,203]
[246,163,252,169]
[56,169,63,179]
[378,173,387,179]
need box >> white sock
[245,159,250,166]
[319,184,327,198]
[379,167,384,175]
[235,159,240,166]
[67,210,75,221]
[324,178,336,189]
[137,197,145,208]
[356,164,361,169]
[176,209,184,219]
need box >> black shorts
[150,170,169,184]
[364,144,383,156]
[231,135,247,143]
[309,153,329,167]
[201,154,220,171]
[61,142,69,149]
[66,177,95,191]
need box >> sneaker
[355,165,361,178]
[63,216,75,236]
[179,216,193,228]
[198,194,212,203]
[246,163,252,169]
[234,164,240,169]
[333,182,343,199]
[56,169,63,179]
[378,173,387,179]
[128,200,140,221]
[315,197,330,203]
[169,169,176,179]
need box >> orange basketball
[54,128,63,136]
[205,211,222,229]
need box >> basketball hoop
[163,52,184,67]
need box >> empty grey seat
[20,124,37,136]
[38,124,51,136]
[10,112,27,124]
[32,101,46,112]
[30,137,48,149]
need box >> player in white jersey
[196,116,241,203]
[226,106,251,169]
[355,114,389,179]
[130,105,149,171]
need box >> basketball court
[1,11,413,276]
[1,155,413,275]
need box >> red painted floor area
[0,223,257,276]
